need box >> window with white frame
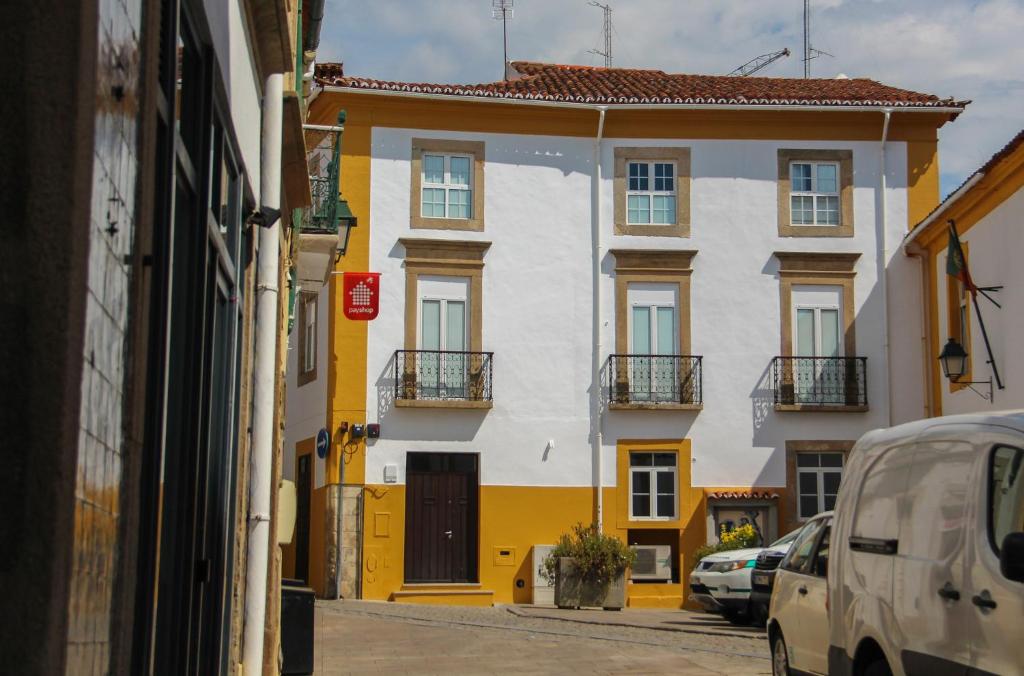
[790,161,839,225]
[417,276,470,398]
[797,452,844,519]
[627,283,679,402]
[421,153,472,219]
[627,161,676,224]
[302,295,316,374]
[630,452,677,519]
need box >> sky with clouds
[318,0,1024,197]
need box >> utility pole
[492,0,514,80]
[588,2,613,68]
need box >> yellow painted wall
[907,139,941,229]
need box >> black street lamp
[938,337,992,401]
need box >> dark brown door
[405,453,478,583]
[295,454,311,583]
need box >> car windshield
[769,527,802,548]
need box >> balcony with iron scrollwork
[394,350,494,409]
[294,112,354,290]
[770,356,868,412]
[606,355,703,410]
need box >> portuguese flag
[946,220,977,297]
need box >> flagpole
[970,293,1004,390]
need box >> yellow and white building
[284,61,965,607]
[904,129,1024,416]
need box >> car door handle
[798,586,808,596]
[937,583,961,601]
[444,530,453,539]
[972,592,997,610]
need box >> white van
[823,412,1024,676]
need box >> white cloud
[320,0,1024,195]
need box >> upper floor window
[297,293,318,387]
[797,452,844,519]
[422,154,472,219]
[630,451,677,520]
[627,161,676,225]
[790,162,839,226]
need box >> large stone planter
[554,557,626,610]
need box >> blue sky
[318,0,1024,199]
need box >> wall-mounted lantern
[938,337,992,401]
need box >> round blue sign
[316,428,330,459]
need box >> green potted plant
[541,523,636,610]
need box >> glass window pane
[627,194,650,224]
[799,471,818,494]
[656,471,674,493]
[990,446,1024,551]
[800,495,820,519]
[797,453,820,468]
[422,188,445,217]
[628,162,649,191]
[421,300,440,350]
[449,156,470,186]
[823,494,837,511]
[632,470,650,494]
[817,163,837,193]
[445,301,466,351]
[791,163,812,192]
[821,309,840,357]
[655,307,675,355]
[447,189,471,219]
[653,452,677,467]
[652,195,675,224]
[654,163,674,191]
[791,195,813,224]
[656,494,675,517]
[816,195,840,225]
[820,453,843,467]
[633,495,651,518]
[784,518,824,569]
[823,471,842,495]
[796,308,815,357]
[632,306,651,354]
[423,155,444,184]
[631,453,653,467]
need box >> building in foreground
[903,129,1024,415]
[283,61,965,607]
[1,0,326,673]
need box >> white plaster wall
[936,186,1024,414]
[283,286,330,489]
[362,128,911,491]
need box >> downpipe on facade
[879,109,893,427]
[242,71,283,675]
[591,106,607,531]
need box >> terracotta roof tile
[315,61,967,110]
[707,491,781,500]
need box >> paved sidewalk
[314,600,770,675]
[506,604,765,640]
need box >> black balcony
[771,356,867,409]
[606,354,703,408]
[394,350,493,406]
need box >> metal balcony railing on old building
[394,350,494,404]
[606,355,703,407]
[770,356,868,409]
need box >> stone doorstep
[505,605,764,641]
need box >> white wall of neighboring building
[935,186,1024,414]
[362,126,915,490]
[283,287,330,489]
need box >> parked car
[767,511,833,675]
[690,528,801,625]
[749,528,803,624]
[767,412,1024,676]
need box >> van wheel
[770,631,790,676]
[723,608,750,625]
[863,659,892,676]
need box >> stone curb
[504,605,764,641]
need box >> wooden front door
[295,453,311,583]
[405,453,478,583]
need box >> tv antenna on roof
[729,48,791,77]
[492,0,514,80]
[588,2,613,68]
[803,0,833,78]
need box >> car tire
[723,608,750,626]
[750,602,768,627]
[771,631,790,676]
[863,659,892,676]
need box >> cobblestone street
[314,601,771,675]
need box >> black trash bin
[281,578,315,675]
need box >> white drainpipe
[879,109,892,426]
[591,106,607,531]
[242,71,283,675]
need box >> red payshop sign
[342,272,381,320]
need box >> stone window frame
[296,292,318,387]
[609,249,699,410]
[397,238,491,409]
[777,149,854,238]
[784,440,854,528]
[614,147,691,238]
[410,138,485,232]
[774,251,865,412]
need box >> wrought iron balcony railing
[300,112,345,234]
[394,350,493,402]
[771,356,867,408]
[606,354,703,406]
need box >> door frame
[294,449,313,584]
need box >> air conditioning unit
[631,545,672,581]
